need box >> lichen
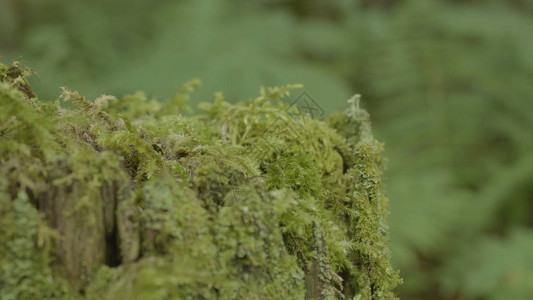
[0,61,401,299]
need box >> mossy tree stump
[0,62,401,299]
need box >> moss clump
[0,61,401,299]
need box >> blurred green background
[2,0,533,298]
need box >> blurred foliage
[2,0,533,299]
[0,0,351,109]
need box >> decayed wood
[37,181,119,290]
[304,222,343,300]
[117,197,140,263]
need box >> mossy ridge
[0,61,401,299]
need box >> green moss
[0,61,401,299]
[0,188,70,300]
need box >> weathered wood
[38,181,119,290]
